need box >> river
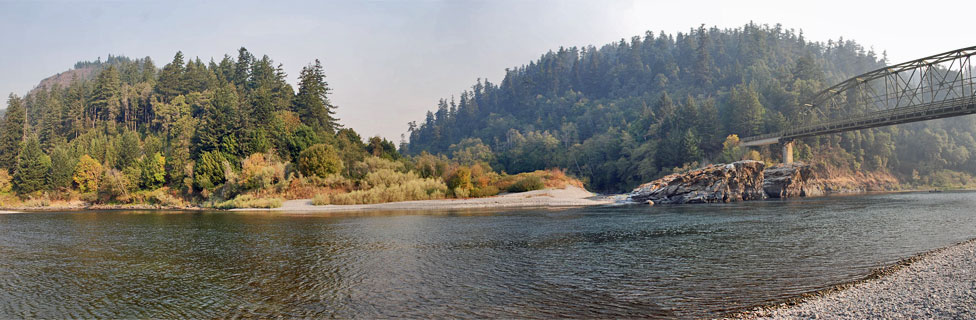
[1,191,975,318]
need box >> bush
[214,194,283,209]
[349,156,405,179]
[470,185,500,197]
[240,152,286,191]
[0,170,11,194]
[447,166,473,191]
[312,176,448,205]
[99,168,133,203]
[74,155,103,193]
[297,144,344,178]
[507,175,545,193]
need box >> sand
[232,186,617,212]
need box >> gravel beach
[748,238,976,319]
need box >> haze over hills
[405,23,976,192]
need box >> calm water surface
[2,192,976,318]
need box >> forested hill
[405,23,976,192]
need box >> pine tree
[155,51,185,101]
[0,94,26,170]
[294,59,339,134]
[12,134,51,194]
[89,66,121,126]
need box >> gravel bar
[741,238,976,319]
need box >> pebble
[754,239,976,319]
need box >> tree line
[405,23,976,191]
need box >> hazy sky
[1,0,973,141]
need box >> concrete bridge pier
[782,140,794,164]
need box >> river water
[1,192,975,318]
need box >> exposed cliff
[763,163,823,198]
[629,160,900,205]
[629,161,767,204]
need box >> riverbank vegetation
[404,23,976,192]
[0,49,579,209]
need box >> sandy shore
[742,238,976,319]
[233,186,618,212]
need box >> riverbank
[736,237,976,319]
[232,185,617,212]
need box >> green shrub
[349,156,405,179]
[470,185,500,197]
[507,175,545,193]
[214,194,283,209]
[312,177,448,205]
[297,144,344,178]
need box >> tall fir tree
[0,94,26,170]
[12,134,51,194]
[294,59,339,135]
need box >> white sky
[0,0,973,141]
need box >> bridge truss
[742,46,976,149]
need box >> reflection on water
[1,192,975,318]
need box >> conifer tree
[294,60,339,135]
[12,134,51,194]
[155,51,185,101]
[0,94,26,170]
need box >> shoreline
[1,188,970,213]
[732,236,976,319]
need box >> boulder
[629,160,767,204]
[762,162,823,198]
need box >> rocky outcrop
[629,160,767,204]
[762,162,823,198]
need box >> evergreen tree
[0,94,26,170]
[48,145,77,190]
[12,134,51,194]
[155,51,185,101]
[294,60,339,134]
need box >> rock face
[762,162,823,198]
[629,160,768,204]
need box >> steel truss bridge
[741,46,976,163]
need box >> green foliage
[194,151,227,190]
[720,134,745,163]
[0,170,12,194]
[48,145,78,190]
[313,172,447,205]
[12,135,52,195]
[449,138,494,165]
[297,144,343,178]
[447,166,473,195]
[294,59,339,135]
[214,194,283,209]
[139,152,166,190]
[0,94,25,170]
[506,175,545,193]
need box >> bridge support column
[782,140,794,164]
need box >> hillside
[0,48,581,208]
[405,23,976,192]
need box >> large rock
[762,162,823,198]
[629,160,767,204]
